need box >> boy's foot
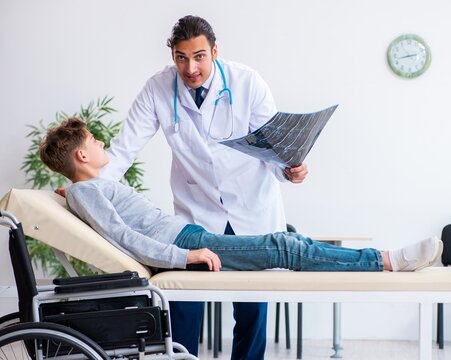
[389,236,443,272]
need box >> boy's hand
[55,187,67,197]
[187,249,222,272]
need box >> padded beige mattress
[150,267,451,292]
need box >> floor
[197,339,450,360]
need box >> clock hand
[396,53,418,60]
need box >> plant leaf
[23,96,147,277]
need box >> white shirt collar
[201,63,215,90]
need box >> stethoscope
[173,59,234,140]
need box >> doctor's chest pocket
[164,120,195,152]
[163,106,212,152]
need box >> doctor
[101,15,308,359]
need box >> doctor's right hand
[55,187,67,198]
[284,163,309,184]
[187,248,222,272]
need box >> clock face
[387,34,431,78]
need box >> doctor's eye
[195,54,206,61]
[175,55,187,63]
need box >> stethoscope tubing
[173,59,233,137]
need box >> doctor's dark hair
[39,117,88,180]
[167,15,216,49]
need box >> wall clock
[387,34,431,78]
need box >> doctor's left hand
[187,248,222,272]
[284,163,309,184]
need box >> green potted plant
[22,96,145,277]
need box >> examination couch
[1,188,450,360]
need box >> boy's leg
[175,226,383,271]
[177,228,383,271]
[231,302,267,360]
[169,301,204,356]
[174,225,440,272]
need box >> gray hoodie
[66,178,189,269]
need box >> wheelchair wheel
[0,312,20,329]
[0,322,110,360]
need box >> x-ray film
[220,104,338,167]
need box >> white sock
[388,248,405,272]
[388,236,442,272]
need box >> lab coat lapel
[177,74,199,113]
[202,65,223,109]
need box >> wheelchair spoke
[0,323,109,360]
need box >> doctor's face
[172,35,217,89]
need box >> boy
[39,117,442,274]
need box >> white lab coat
[102,59,287,235]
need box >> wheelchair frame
[0,210,198,360]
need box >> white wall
[1,0,451,342]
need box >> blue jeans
[174,225,384,272]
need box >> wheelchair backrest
[9,223,38,323]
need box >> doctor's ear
[211,44,218,60]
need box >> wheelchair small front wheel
[0,321,110,360]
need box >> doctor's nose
[186,59,198,74]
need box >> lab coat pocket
[164,109,200,152]
[165,124,193,151]
[186,181,202,197]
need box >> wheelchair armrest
[53,271,139,285]
[54,277,148,294]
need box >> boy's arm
[66,186,189,269]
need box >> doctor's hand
[55,187,67,198]
[284,163,309,184]
[187,248,222,272]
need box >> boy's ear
[74,148,88,163]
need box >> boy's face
[82,131,109,168]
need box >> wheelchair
[0,210,198,360]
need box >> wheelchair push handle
[0,210,19,225]
[0,211,18,230]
